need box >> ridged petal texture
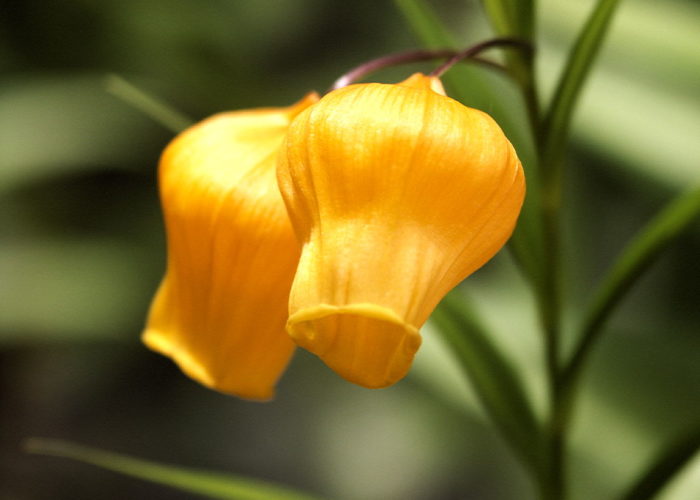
[277,73,525,389]
[144,93,319,400]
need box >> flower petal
[144,93,319,400]
[277,74,524,389]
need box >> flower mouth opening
[286,303,422,389]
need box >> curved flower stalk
[143,93,319,400]
[277,73,525,389]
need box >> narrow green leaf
[481,0,512,36]
[510,1,535,39]
[481,0,534,39]
[568,186,700,383]
[432,291,543,475]
[104,74,193,134]
[392,0,498,104]
[618,426,700,500]
[480,0,535,93]
[542,0,623,170]
[25,438,324,500]
[393,0,455,48]
[392,0,473,105]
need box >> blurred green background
[1,1,699,499]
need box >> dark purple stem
[330,49,456,91]
[329,38,531,92]
[431,37,532,77]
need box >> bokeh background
[1,1,699,499]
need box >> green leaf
[105,74,193,134]
[542,0,623,171]
[25,438,324,500]
[392,0,510,107]
[431,291,543,476]
[481,0,534,39]
[392,0,455,48]
[392,0,472,105]
[539,1,700,190]
[567,186,700,385]
[617,426,700,500]
[480,0,535,96]
[481,0,513,37]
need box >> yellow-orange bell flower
[143,93,319,400]
[277,73,525,389]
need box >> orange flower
[143,93,319,400]
[277,74,525,389]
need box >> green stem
[520,55,542,152]
[520,30,566,495]
[513,47,570,500]
[534,1,626,498]
[494,19,567,497]
[538,173,566,500]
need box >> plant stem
[330,38,529,92]
[519,54,542,150]
[520,46,568,500]
[330,48,456,90]
[544,364,565,500]
[430,37,532,77]
[535,154,568,500]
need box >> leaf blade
[105,74,193,134]
[618,426,700,500]
[25,438,324,500]
[481,0,512,36]
[542,0,623,170]
[431,291,543,476]
[392,0,455,48]
[481,0,534,39]
[568,186,700,384]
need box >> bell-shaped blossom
[277,73,525,389]
[143,93,319,400]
